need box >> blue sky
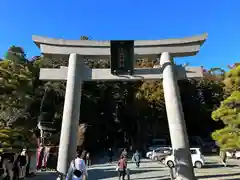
[0,0,239,69]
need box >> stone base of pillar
[175,177,197,180]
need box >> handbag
[72,160,82,178]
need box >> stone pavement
[28,156,240,180]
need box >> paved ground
[28,156,240,180]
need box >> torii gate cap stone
[32,33,208,58]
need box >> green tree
[0,60,33,125]
[223,64,240,94]
[0,49,43,147]
[212,64,240,150]
[5,46,27,64]
[0,127,35,148]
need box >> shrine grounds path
[29,156,240,180]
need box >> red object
[43,152,47,168]
[36,148,42,169]
[118,158,127,169]
[36,138,40,148]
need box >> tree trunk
[135,119,142,149]
[77,123,87,148]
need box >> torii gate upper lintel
[33,33,208,180]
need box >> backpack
[19,155,27,166]
[134,153,140,162]
[118,159,127,170]
[72,159,82,178]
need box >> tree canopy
[212,64,240,150]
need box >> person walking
[219,149,227,167]
[46,146,57,171]
[25,149,31,177]
[43,146,50,170]
[66,150,88,180]
[2,152,15,180]
[36,145,44,171]
[121,149,128,159]
[117,155,127,180]
[17,148,28,180]
[85,152,91,167]
[0,151,3,177]
[81,150,87,164]
[132,150,140,168]
[13,151,21,180]
[107,148,113,163]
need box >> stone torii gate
[33,33,207,180]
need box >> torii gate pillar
[161,52,195,180]
[56,53,84,178]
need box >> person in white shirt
[66,150,87,180]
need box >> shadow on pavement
[131,175,168,180]
[92,153,152,165]
[205,162,217,165]
[88,168,163,179]
[26,172,56,180]
[202,164,238,169]
[140,166,166,169]
[197,172,240,179]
